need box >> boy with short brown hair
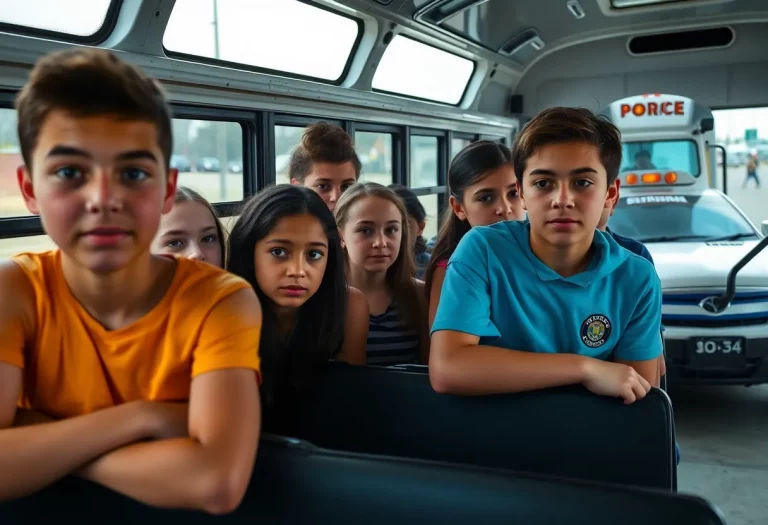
[0,48,262,514]
[430,107,662,402]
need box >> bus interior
[1,0,767,523]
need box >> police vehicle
[604,95,768,385]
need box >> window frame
[0,101,259,238]
[170,104,259,217]
[161,0,364,86]
[408,128,448,195]
[272,115,346,186]
[372,34,477,107]
[0,0,123,45]
[349,121,404,187]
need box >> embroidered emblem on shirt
[581,314,612,348]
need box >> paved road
[672,382,768,525]
[716,164,768,229]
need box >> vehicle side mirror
[762,220,768,237]
[700,117,714,133]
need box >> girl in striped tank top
[335,183,429,367]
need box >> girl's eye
[508,190,519,199]
[165,239,184,248]
[385,227,399,235]
[307,250,324,261]
[122,168,150,182]
[270,247,288,258]
[53,166,83,180]
[316,184,331,192]
[201,234,218,244]
[478,195,493,203]
[357,228,372,235]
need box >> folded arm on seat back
[77,287,263,515]
[0,262,163,502]
[430,330,651,404]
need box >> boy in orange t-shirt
[0,49,262,514]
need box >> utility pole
[213,0,228,201]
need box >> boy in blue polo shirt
[430,107,662,404]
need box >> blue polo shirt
[431,220,663,362]
[606,227,654,265]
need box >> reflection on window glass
[0,0,113,37]
[0,109,26,219]
[451,138,471,159]
[410,136,438,188]
[0,234,57,260]
[621,140,700,177]
[356,132,393,185]
[172,119,244,203]
[373,36,474,104]
[417,193,439,243]
[275,126,305,184]
[610,193,756,243]
[164,0,360,82]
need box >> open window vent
[499,29,544,57]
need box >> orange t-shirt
[1,250,261,418]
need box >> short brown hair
[289,122,362,182]
[512,107,622,185]
[15,48,172,170]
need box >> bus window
[373,35,474,105]
[410,136,439,188]
[163,0,361,83]
[355,132,393,185]
[451,138,471,159]
[0,109,24,219]
[0,0,115,38]
[172,119,244,203]
[275,125,304,184]
[620,140,700,176]
[0,234,56,260]
[417,193,440,242]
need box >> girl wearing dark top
[227,185,368,427]
[389,184,430,280]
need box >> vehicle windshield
[620,140,700,177]
[609,193,758,243]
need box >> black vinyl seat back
[0,436,722,525]
[280,363,678,490]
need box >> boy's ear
[290,178,301,186]
[605,179,619,210]
[162,168,179,214]
[516,180,527,211]
[449,195,467,221]
[17,165,40,215]
[609,179,621,216]
[417,220,426,237]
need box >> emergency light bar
[620,169,696,187]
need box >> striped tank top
[366,302,421,366]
